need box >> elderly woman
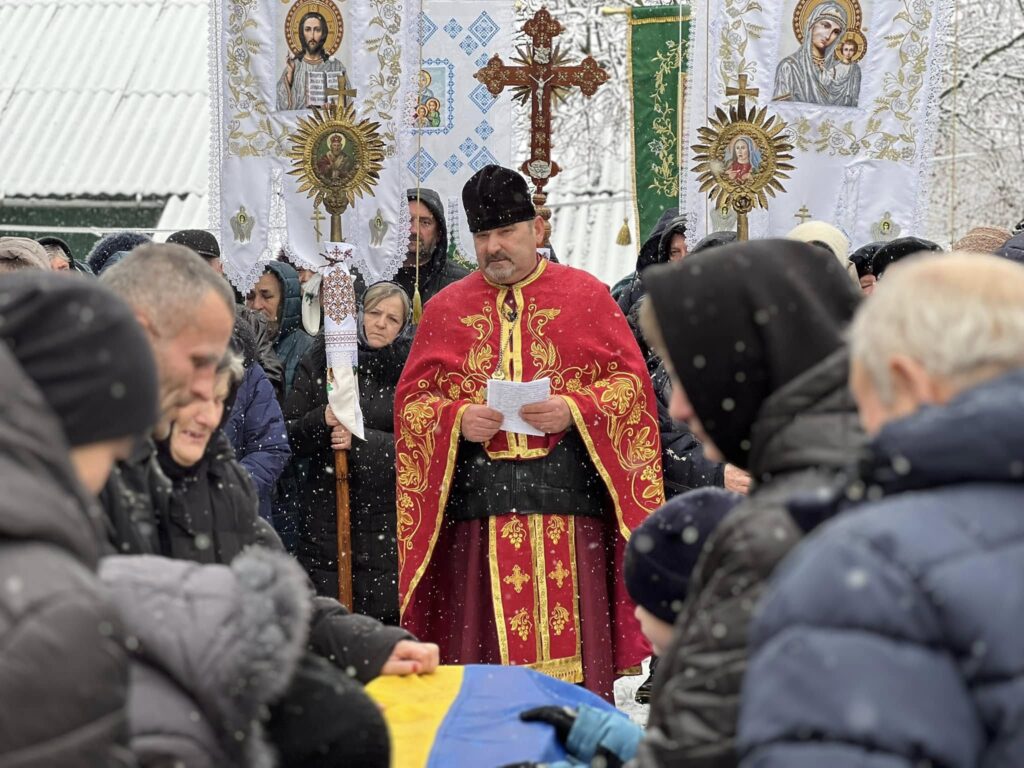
[155,353,280,562]
[286,281,412,624]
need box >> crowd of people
[2,165,1023,767]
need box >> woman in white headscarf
[773,1,850,105]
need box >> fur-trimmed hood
[100,548,313,768]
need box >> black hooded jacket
[262,260,315,395]
[354,189,470,307]
[616,208,679,329]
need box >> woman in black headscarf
[629,239,865,767]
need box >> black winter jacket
[285,333,411,625]
[634,350,863,768]
[156,431,268,564]
[0,346,133,767]
[100,428,413,683]
[652,362,725,496]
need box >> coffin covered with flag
[366,665,620,767]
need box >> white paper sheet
[486,378,551,437]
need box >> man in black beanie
[0,272,160,765]
[395,165,665,701]
[871,235,942,278]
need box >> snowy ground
[613,657,651,727]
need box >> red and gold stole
[395,259,665,674]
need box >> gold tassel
[616,218,632,246]
[412,285,423,324]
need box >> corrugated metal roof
[0,0,637,284]
[153,191,209,240]
[0,0,209,198]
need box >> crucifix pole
[474,8,608,247]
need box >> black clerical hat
[462,165,536,234]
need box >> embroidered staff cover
[394,259,664,672]
[682,0,952,245]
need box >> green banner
[628,5,689,241]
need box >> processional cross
[474,8,609,245]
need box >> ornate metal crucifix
[474,8,608,244]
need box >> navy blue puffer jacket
[739,367,1024,768]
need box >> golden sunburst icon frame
[287,99,385,218]
[691,76,794,240]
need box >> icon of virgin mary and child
[773,1,863,107]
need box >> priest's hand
[379,640,440,676]
[520,396,572,435]
[331,424,351,451]
[462,405,504,443]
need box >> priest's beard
[482,254,516,283]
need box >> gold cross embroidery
[503,564,531,594]
[548,560,570,589]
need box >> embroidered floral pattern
[549,603,570,636]
[510,608,533,641]
[546,517,566,546]
[501,518,527,550]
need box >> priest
[394,165,664,700]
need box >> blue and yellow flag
[367,665,620,767]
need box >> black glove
[519,705,579,745]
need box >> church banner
[681,0,952,246]
[628,6,689,241]
[405,0,516,266]
[211,0,417,291]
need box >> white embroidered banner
[403,0,516,265]
[682,0,951,247]
[211,0,417,292]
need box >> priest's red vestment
[394,258,664,699]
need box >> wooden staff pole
[330,210,354,608]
